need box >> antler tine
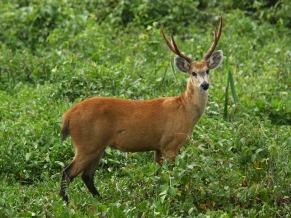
[170,36,192,63]
[161,27,192,63]
[160,27,176,54]
[204,16,223,60]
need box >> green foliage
[0,0,290,217]
[224,71,238,120]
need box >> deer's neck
[181,79,208,121]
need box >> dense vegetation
[0,0,290,217]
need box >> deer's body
[59,17,223,203]
[62,79,207,158]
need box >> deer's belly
[109,128,161,152]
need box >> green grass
[0,1,290,217]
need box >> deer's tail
[61,114,70,141]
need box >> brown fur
[191,61,208,72]
[61,118,70,141]
[62,79,207,160]
[59,78,208,203]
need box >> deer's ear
[175,56,190,73]
[207,50,223,69]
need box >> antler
[160,27,192,63]
[203,16,223,60]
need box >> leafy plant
[223,71,238,120]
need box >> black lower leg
[81,174,100,197]
[59,164,72,204]
[81,151,104,198]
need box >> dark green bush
[1,0,289,51]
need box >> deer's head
[161,17,223,91]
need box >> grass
[0,2,290,217]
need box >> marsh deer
[60,17,224,203]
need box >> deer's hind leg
[81,149,105,197]
[59,149,102,203]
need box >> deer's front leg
[154,147,180,165]
[155,150,163,165]
[162,143,183,162]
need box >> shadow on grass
[268,111,291,126]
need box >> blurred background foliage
[0,0,290,50]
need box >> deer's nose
[201,82,209,90]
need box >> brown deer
[59,17,224,203]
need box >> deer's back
[64,96,192,152]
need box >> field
[0,0,290,217]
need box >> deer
[59,17,224,203]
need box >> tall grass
[223,71,238,120]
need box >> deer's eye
[192,72,197,77]
[206,70,210,74]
